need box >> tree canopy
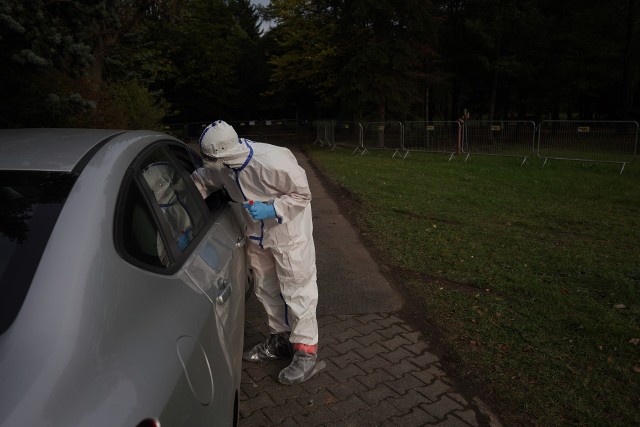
[0,0,638,128]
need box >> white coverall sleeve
[270,165,312,224]
[190,167,223,199]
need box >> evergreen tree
[0,0,95,126]
[0,0,172,128]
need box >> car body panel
[0,128,125,172]
[0,130,246,426]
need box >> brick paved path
[240,313,486,426]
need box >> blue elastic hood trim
[232,140,253,172]
[198,123,213,153]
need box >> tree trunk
[620,0,639,119]
[376,101,385,148]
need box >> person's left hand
[243,200,277,220]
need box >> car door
[161,143,247,350]
[116,142,245,425]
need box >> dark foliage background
[1,0,638,128]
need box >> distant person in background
[191,120,322,384]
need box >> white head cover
[199,120,250,166]
[142,162,175,205]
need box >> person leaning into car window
[191,120,322,385]
[142,162,193,265]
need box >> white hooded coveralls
[193,139,319,349]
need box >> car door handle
[216,278,232,305]
[235,236,246,248]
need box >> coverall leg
[246,239,319,347]
[246,240,289,334]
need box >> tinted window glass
[118,145,207,269]
[119,183,166,268]
[0,171,76,334]
[166,143,203,172]
[165,144,227,213]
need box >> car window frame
[114,140,227,274]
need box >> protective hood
[199,120,250,167]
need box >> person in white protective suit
[191,120,321,385]
[142,162,193,266]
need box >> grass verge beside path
[304,145,640,426]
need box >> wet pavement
[238,145,500,426]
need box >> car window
[0,171,77,335]
[164,144,228,214]
[164,143,227,212]
[119,182,167,268]
[117,143,210,270]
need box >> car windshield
[0,171,77,335]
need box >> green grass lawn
[304,145,640,426]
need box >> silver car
[0,129,247,426]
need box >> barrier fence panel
[183,120,301,144]
[362,121,403,155]
[326,121,336,149]
[404,121,461,160]
[230,120,263,141]
[463,121,536,165]
[314,120,333,146]
[333,121,363,154]
[185,122,210,142]
[230,119,299,143]
[161,123,186,139]
[537,120,639,172]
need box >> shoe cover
[243,332,292,362]
[278,350,318,384]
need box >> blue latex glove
[243,200,277,221]
[178,226,192,251]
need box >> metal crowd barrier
[404,121,461,160]
[537,120,639,173]
[313,120,333,147]
[462,121,536,165]
[333,121,364,154]
[361,121,403,155]
[171,119,639,172]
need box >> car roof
[0,128,127,172]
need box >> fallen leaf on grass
[614,304,626,309]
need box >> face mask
[203,157,224,172]
[223,155,248,168]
